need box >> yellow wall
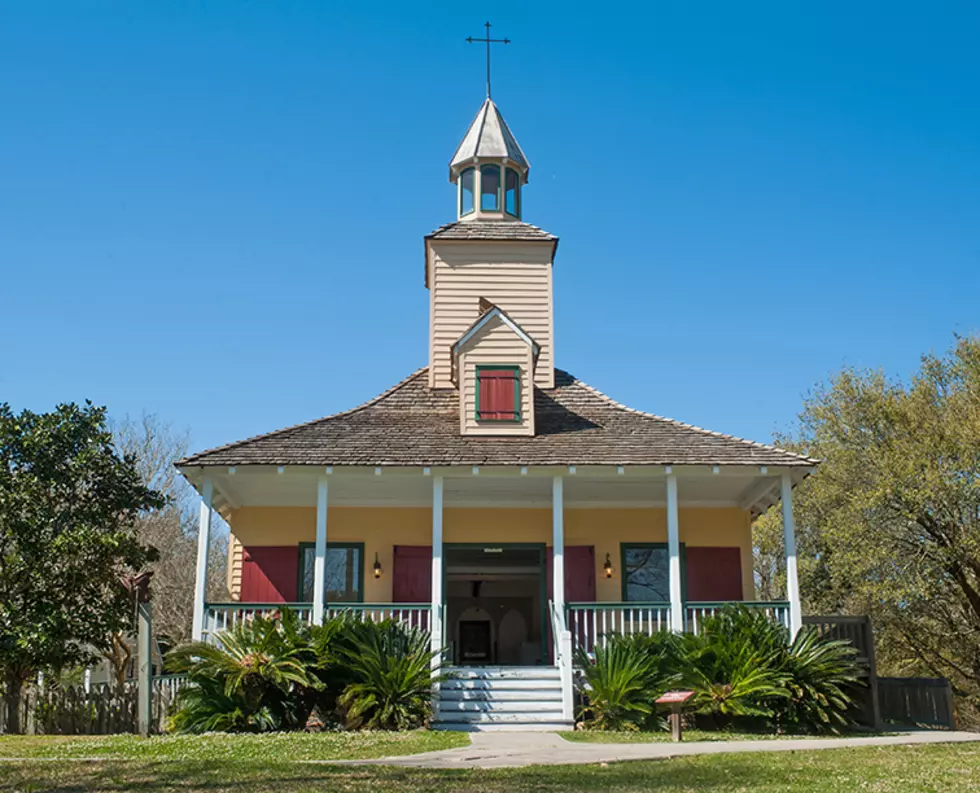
[227,505,754,602]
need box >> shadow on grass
[0,756,855,793]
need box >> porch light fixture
[604,553,614,579]
[373,553,383,579]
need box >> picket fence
[0,675,188,735]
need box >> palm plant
[575,637,679,731]
[335,620,438,730]
[681,607,790,726]
[166,615,321,733]
[776,627,862,732]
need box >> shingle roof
[426,220,557,243]
[177,369,816,468]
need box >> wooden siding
[458,315,535,436]
[228,534,244,601]
[428,240,554,390]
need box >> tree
[754,335,980,722]
[0,402,164,732]
[110,415,227,665]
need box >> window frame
[479,164,502,212]
[459,167,475,216]
[475,365,521,423]
[504,167,521,218]
[620,542,687,603]
[297,541,365,603]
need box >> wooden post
[666,471,683,632]
[312,476,329,625]
[137,601,152,738]
[670,703,682,742]
[191,476,214,642]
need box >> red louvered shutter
[478,368,518,420]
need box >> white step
[437,700,563,714]
[439,688,562,702]
[435,710,566,724]
[441,678,561,692]
[444,666,560,680]
[434,720,574,732]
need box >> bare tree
[108,416,227,680]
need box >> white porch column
[666,471,684,632]
[431,476,444,667]
[552,476,565,613]
[312,476,329,625]
[782,471,803,637]
[191,476,214,642]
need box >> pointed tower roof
[449,98,530,182]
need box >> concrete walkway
[345,730,980,769]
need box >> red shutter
[479,369,517,420]
[240,546,299,603]
[685,547,743,602]
[393,546,433,603]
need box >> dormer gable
[453,304,536,436]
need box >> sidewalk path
[343,730,980,769]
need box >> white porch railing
[202,602,431,644]
[684,601,791,633]
[566,602,673,655]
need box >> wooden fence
[803,615,881,729]
[878,677,955,729]
[0,675,188,735]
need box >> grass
[561,729,805,743]
[1,740,979,791]
[0,730,467,761]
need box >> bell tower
[424,96,558,411]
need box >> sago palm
[335,620,438,730]
[777,627,862,732]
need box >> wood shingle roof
[178,369,815,469]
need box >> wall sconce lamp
[604,553,614,579]
[373,553,383,579]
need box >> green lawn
[0,730,466,762]
[561,729,809,743]
[1,741,979,792]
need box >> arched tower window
[505,168,520,218]
[460,168,475,216]
[480,165,501,211]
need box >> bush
[575,635,680,731]
[166,612,437,733]
[574,607,863,734]
[336,620,439,730]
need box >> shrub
[575,636,680,731]
[776,627,862,732]
[166,614,320,733]
[335,620,438,730]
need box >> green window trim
[620,542,687,603]
[297,541,365,603]
[505,167,521,218]
[475,365,522,422]
[479,164,502,211]
[460,167,475,216]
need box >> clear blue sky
[2,1,978,454]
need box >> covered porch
[184,463,807,656]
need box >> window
[299,543,363,603]
[621,544,681,602]
[480,164,501,211]
[476,366,520,421]
[460,168,475,215]
[505,168,520,217]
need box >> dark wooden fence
[878,677,955,729]
[0,675,187,735]
[803,614,881,729]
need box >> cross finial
[465,21,510,100]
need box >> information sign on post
[655,690,695,742]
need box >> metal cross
[466,21,510,99]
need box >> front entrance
[444,544,546,666]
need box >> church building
[178,94,816,730]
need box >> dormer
[449,98,529,222]
[451,301,537,436]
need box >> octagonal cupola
[450,98,530,221]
